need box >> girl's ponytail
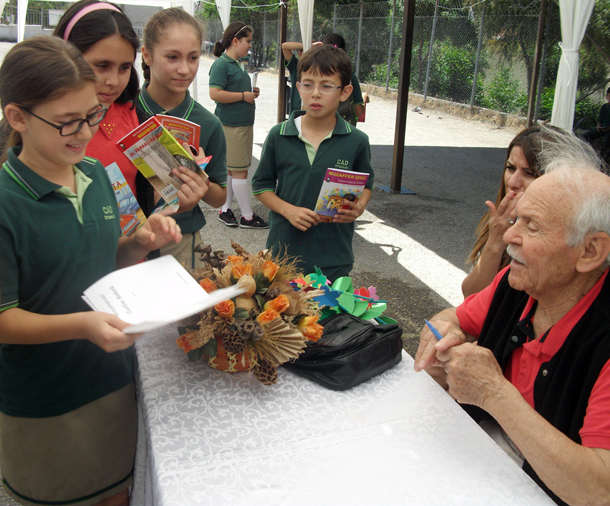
[213,41,225,57]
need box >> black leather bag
[284,313,403,390]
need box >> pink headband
[63,2,121,41]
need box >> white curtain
[297,0,314,52]
[17,0,27,42]
[216,0,231,30]
[550,0,596,130]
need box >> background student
[252,45,374,281]
[210,21,268,229]
[0,36,181,506]
[54,0,141,196]
[138,7,228,268]
[282,40,303,115]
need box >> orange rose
[199,278,217,293]
[256,309,281,324]
[261,260,279,282]
[214,300,235,318]
[176,332,197,353]
[263,294,290,314]
[227,256,253,278]
[297,315,324,342]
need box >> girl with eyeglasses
[210,21,268,229]
[0,36,181,506]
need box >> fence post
[527,0,548,126]
[423,0,439,104]
[470,1,486,111]
[535,0,553,123]
[386,0,396,92]
[333,3,336,32]
[263,11,267,67]
[355,2,363,77]
[277,0,288,123]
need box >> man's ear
[3,104,28,133]
[339,84,353,103]
[141,46,152,66]
[576,232,610,273]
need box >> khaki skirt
[222,124,254,172]
[0,382,137,506]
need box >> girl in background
[462,125,550,297]
[139,7,228,268]
[54,0,141,196]
[210,21,268,229]
[0,36,180,506]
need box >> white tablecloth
[132,323,555,506]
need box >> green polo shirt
[209,54,255,127]
[285,55,301,114]
[252,111,374,280]
[598,102,610,127]
[137,84,228,234]
[0,147,132,418]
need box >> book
[156,114,201,148]
[116,116,208,206]
[104,162,147,237]
[314,168,370,223]
[82,255,246,334]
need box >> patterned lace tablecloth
[131,323,554,506]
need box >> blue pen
[424,319,443,341]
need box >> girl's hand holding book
[172,165,209,213]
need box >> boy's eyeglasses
[297,83,343,94]
[21,106,108,136]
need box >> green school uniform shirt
[209,54,255,127]
[286,54,302,114]
[0,148,132,418]
[252,111,374,281]
[137,84,228,234]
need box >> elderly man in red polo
[415,131,610,506]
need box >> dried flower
[261,260,279,282]
[256,309,281,324]
[215,300,235,319]
[264,294,290,314]
[228,256,253,278]
[176,332,198,353]
[199,278,217,293]
[297,315,324,342]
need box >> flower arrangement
[176,241,324,385]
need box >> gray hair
[536,126,610,265]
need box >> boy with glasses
[252,45,374,281]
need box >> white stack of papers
[82,256,245,334]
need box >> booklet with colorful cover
[104,162,147,237]
[116,116,208,206]
[156,114,201,147]
[314,168,370,223]
[82,255,247,334]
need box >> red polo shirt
[457,266,610,449]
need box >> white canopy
[550,0,596,130]
[215,0,230,30]
[297,0,314,51]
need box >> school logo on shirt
[335,159,349,169]
[102,205,116,221]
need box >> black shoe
[218,209,238,227]
[239,213,269,229]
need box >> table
[131,323,555,506]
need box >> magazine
[82,255,247,334]
[156,114,201,147]
[104,162,147,236]
[116,116,208,205]
[314,168,370,223]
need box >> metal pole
[385,0,396,93]
[277,1,288,123]
[263,11,267,67]
[535,0,553,123]
[470,1,486,111]
[333,3,336,32]
[356,2,363,77]
[527,0,548,126]
[423,0,439,104]
[390,0,416,193]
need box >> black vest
[469,269,610,505]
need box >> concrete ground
[0,46,517,506]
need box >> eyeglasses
[21,106,108,136]
[297,83,343,95]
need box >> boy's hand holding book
[283,203,321,231]
[331,196,368,224]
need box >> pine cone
[253,359,278,385]
[222,332,246,354]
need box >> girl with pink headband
[54,0,142,201]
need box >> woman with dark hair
[462,126,550,297]
[54,0,142,195]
